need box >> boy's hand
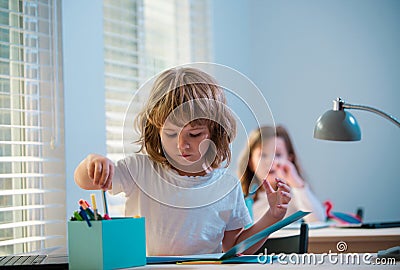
[263,178,291,219]
[87,154,114,190]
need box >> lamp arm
[343,103,400,128]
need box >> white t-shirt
[109,154,251,256]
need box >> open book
[147,210,310,264]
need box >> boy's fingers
[100,162,109,187]
[93,162,103,185]
[263,179,274,194]
[280,191,291,204]
[276,178,290,192]
[87,162,95,180]
[104,163,114,190]
[275,177,286,184]
[277,182,290,192]
[277,204,288,209]
[280,190,291,198]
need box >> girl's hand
[274,159,304,188]
[87,154,114,190]
[263,178,291,219]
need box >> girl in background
[238,125,325,223]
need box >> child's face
[250,136,289,188]
[160,120,212,175]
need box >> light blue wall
[212,0,400,221]
[62,0,106,219]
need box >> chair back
[255,222,309,254]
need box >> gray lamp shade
[313,110,361,141]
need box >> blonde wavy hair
[135,67,236,169]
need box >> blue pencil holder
[68,217,146,269]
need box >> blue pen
[102,190,111,220]
[79,206,92,227]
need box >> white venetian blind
[103,0,212,215]
[104,0,145,162]
[0,0,65,255]
[104,0,212,162]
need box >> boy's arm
[222,179,291,254]
[222,209,283,254]
[74,154,114,190]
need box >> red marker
[78,199,95,220]
[78,199,90,209]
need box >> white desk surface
[133,254,398,269]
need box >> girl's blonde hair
[238,125,304,199]
[135,67,236,169]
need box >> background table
[271,227,400,253]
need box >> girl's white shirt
[110,154,251,256]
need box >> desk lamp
[313,97,400,141]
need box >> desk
[134,254,398,269]
[271,227,400,253]
[23,248,399,269]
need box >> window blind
[104,0,212,162]
[104,0,145,162]
[0,0,65,256]
[103,0,212,215]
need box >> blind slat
[0,236,63,247]
[0,141,45,146]
[0,188,64,196]
[0,220,64,230]
[0,204,64,213]
[0,157,61,162]
[0,173,63,179]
